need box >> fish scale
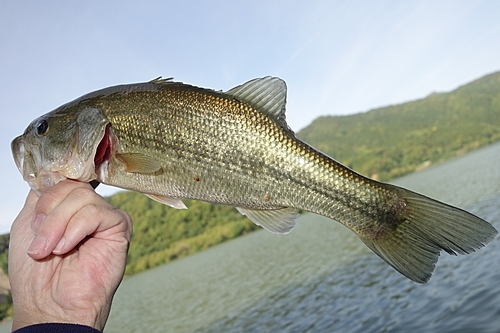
[107,96,278,206]
[98,85,383,222]
[11,76,497,283]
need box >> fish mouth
[11,134,66,192]
[11,124,112,192]
[11,136,25,174]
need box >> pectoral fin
[116,153,163,174]
[236,207,299,234]
[145,194,188,209]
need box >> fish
[11,76,497,283]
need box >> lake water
[2,142,500,332]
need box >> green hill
[0,71,499,321]
[297,71,500,181]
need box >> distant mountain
[297,71,500,181]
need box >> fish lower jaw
[27,169,67,193]
[30,164,99,192]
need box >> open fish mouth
[11,136,25,175]
[10,135,62,192]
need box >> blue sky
[1,0,500,233]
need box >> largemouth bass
[11,77,497,283]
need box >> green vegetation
[0,234,11,320]
[0,71,499,321]
[0,294,12,322]
[0,234,9,277]
[298,71,500,181]
[105,192,257,275]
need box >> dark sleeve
[13,323,102,333]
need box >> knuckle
[35,190,60,215]
[118,209,132,223]
[119,209,133,233]
[70,186,98,202]
[80,203,103,220]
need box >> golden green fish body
[12,77,497,283]
[96,81,390,237]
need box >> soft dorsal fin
[236,207,299,234]
[226,77,290,132]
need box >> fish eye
[36,119,49,135]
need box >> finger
[33,180,93,232]
[28,182,103,259]
[52,204,131,255]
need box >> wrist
[11,302,109,332]
[12,323,103,333]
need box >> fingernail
[53,237,65,254]
[27,234,47,255]
[31,214,46,233]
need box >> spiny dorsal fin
[149,76,174,84]
[226,77,291,132]
[236,207,299,234]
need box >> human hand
[9,180,132,331]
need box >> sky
[1,0,500,234]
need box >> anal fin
[236,207,299,234]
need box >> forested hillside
[105,192,257,275]
[298,71,500,181]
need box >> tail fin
[359,185,497,283]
